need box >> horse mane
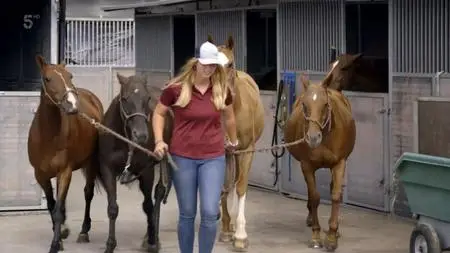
[327,88,352,129]
[232,70,260,111]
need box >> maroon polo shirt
[159,84,233,159]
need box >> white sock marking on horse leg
[234,193,247,240]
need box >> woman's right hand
[154,140,168,159]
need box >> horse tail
[81,136,105,194]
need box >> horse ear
[116,73,129,86]
[322,72,333,88]
[226,35,234,50]
[35,55,47,71]
[207,34,214,43]
[350,53,363,64]
[140,73,148,84]
[300,73,310,91]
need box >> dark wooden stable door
[0,1,51,91]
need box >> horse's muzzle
[306,131,322,149]
[131,130,149,146]
[61,102,79,115]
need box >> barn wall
[391,0,450,217]
[66,0,133,18]
[279,0,343,71]
[135,16,173,87]
[392,0,449,73]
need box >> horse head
[299,73,333,149]
[327,53,363,91]
[207,34,237,95]
[35,55,79,114]
[116,73,152,146]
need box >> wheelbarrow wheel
[409,223,441,253]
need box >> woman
[152,41,238,253]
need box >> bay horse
[81,73,173,253]
[207,35,265,252]
[28,55,104,253]
[283,69,356,251]
[326,53,389,93]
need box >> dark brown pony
[84,73,173,253]
[207,35,265,252]
[28,55,104,253]
[283,71,356,251]
[327,53,389,93]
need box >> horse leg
[328,181,342,239]
[220,153,237,243]
[218,192,233,243]
[232,152,254,252]
[36,174,56,231]
[76,165,97,243]
[324,160,345,252]
[101,164,119,253]
[301,162,322,249]
[138,170,159,253]
[49,167,72,253]
[306,198,313,227]
[54,178,71,241]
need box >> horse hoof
[307,239,322,249]
[49,241,63,253]
[218,232,233,243]
[119,171,138,185]
[323,236,338,252]
[232,238,249,252]
[141,239,161,253]
[61,225,70,239]
[76,233,90,243]
[306,215,313,227]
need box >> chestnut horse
[207,35,265,252]
[283,70,356,251]
[28,55,104,253]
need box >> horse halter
[224,58,237,97]
[301,90,332,133]
[118,93,149,139]
[118,92,150,183]
[41,70,79,106]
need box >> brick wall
[391,76,433,217]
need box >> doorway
[246,9,277,91]
[345,2,389,93]
[0,1,51,91]
[173,15,195,76]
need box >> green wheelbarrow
[395,152,450,253]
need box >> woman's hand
[154,140,169,159]
[225,139,239,152]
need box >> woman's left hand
[225,139,239,152]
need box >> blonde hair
[166,57,229,110]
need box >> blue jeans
[171,154,226,253]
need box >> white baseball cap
[197,41,228,66]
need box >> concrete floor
[0,170,413,253]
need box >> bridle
[118,93,149,138]
[223,58,237,98]
[301,89,333,135]
[41,69,79,107]
[118,92,150,178]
